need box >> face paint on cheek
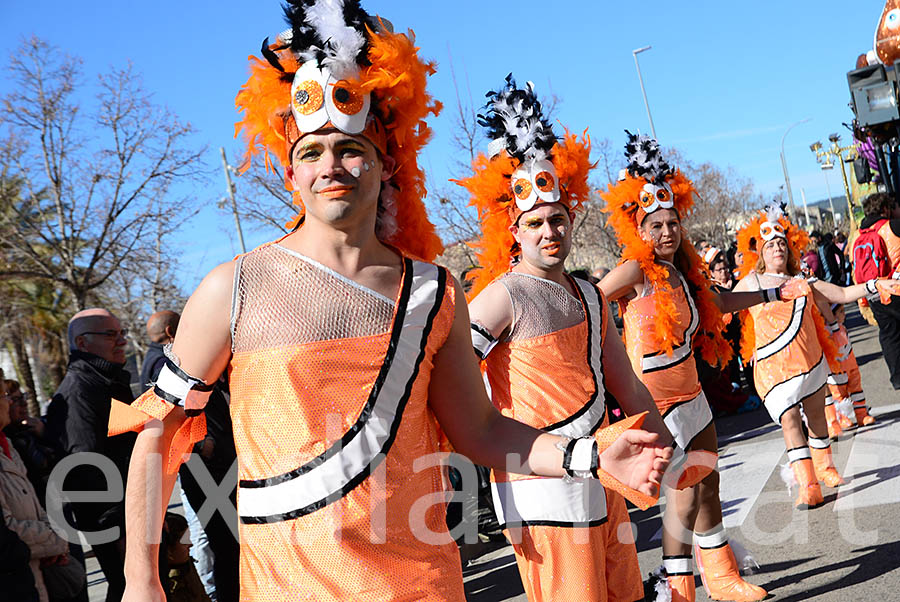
[363,162,370,172]
[350,166,361,178]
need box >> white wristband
[865,279,878,295]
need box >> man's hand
[779,278,810,301]
[599,430,671,497]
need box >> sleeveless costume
[622,264,712,451]
[603,134,767,602]
[227,244,463,600]
[746,275,827,423]
[736,208,845,511]
[478,273,642,602]
[460,77,647,602]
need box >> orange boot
[694,527,767,601]
[838,411,854,430]
[853,400,876,426]
[824,398,842,439]
[663,556,696,602]
[788,450,824,509]
[810,440,845,487]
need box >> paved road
[88,305,900,601]
[462,305,900,601]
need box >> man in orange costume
[109,2,671,601]
[461,76,672,602]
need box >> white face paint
[363,162,370,172]
[350,166,361,178]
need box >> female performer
[733,207,899,509]
[599,133,782,602]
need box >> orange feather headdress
[601,132,731,367]
[735,205,809,279]
[234,0,443,261]
[455,75,594,297]
[733,206,837,366]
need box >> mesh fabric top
[498,272,585,342]
[231,244,395,353]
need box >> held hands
[778,278,811,301]
[873,279,900,304]
[599,429,671,499]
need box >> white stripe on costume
[756,296,806,361]
[827,372,849,386]
[237,261,441,521]
[762,355,828,423]
[663,389,713,450]
[640,273,699,373]
[491,477,608,527]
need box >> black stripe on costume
[497,516,610,530]
[695,540,728,550]
[770,359,827,424]
[756,298,804,361]
[153,386,183,407]
[542,276,606,434]
[239,263,447,523]
[163,358,216,391]
[470,321,494,342]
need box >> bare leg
[801,387,829,440]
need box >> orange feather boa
[601,172,732,367]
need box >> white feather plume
[765,204,784,223]
[305,0,366,78]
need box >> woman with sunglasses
[733,207,900,509]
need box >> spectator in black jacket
[140,311,179,389]
[45,308,135,602]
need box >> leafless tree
[0,37,207,310]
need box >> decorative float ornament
[875,0,900,64]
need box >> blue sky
[1,1,887,288]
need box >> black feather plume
[623,130,674,184]
[478,74,557,164]
[282,0,375,72]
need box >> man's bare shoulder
[192,260,238,306]
[467,278,513,338]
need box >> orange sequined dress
[622,264,713,450]
[747,277,827,422]
[477,272,642,602]
[228,243,463,601]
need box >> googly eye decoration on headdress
[624,131,676,220]
[480,75,559,212]
[735,203,808,279]
[456,74,594,298]
[234,0,444,262]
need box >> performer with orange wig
[461,76,672,602]
[108,3,672,601]
[598,133,780,602]
[733,206,900,511]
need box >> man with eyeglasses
[46,308,136,602]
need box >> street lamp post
[632,46,657,140]
[780,118,811,222]
[810,135,860,231]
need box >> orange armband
[108,389,207,475]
